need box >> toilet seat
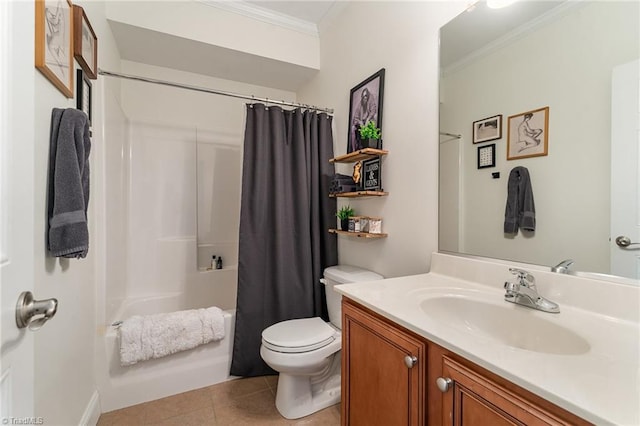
[262,317,337,353]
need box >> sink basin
[420,295,590,355]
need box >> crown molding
[443,0,584,76]
[198,1,319,37]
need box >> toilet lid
[262,317,337,353]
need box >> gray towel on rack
[504,166,535,234]
[47,108,91,258]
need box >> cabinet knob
[404,355,418,368]
[436,377,453,392]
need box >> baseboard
[79,390,101,426]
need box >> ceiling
[108,1,341,91]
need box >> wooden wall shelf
[330,148,388,163]
[329,191,388,198]
[329,229,388,238]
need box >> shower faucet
[551,259,574,274]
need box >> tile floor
[97,375,341,426]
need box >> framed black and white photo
[507,106,549,160]
[35,0,74,98]
[473,114,502,144]
[347,69,385,153]
[362,158,382,191]
[477,144,496,169]
[73,5,98,79]
[76,69,92,126]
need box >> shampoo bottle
[216,256,223,270]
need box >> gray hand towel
[504,166,535,234]
[47,108,91,258]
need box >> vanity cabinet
[342,299,426,426]
[342,298,591,426]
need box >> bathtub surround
[231,104,338,377]
[119,305,225,366]
[47,108,92,258]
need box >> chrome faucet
[551,259,574,274]
[503,268,560,313]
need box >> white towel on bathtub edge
[119,306,225,367]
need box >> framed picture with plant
[347,69,385,154]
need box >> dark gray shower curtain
[230,104,338,377]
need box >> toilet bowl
[260,265,383,419]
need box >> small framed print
[76,69,92,125]
[73,5,98,79]
[473,114,502,144]
[362,158,382,191]
[477,144,496,169]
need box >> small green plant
[358,120,382,140]
[336,205,355,220]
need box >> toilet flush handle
[404,355,418,368]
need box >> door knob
[16,291,58,331]
[615,235,640,248]
[436,377,453,392]
[404,355,418,368]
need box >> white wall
[298,1,468,277]
[440,1,639,274]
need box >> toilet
[260,265,383,419]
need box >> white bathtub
[97,293,237,412]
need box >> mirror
[439,1,639,281]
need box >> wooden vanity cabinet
[342,299,426,426]
[342,298,591,426]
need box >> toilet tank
[321,265,383,329]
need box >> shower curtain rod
[98,69,334,114]
[439,131,461,139]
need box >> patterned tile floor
[97,375,341,425]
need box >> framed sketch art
[347,69,385,153]
[73,5,98,79]
[507,106,549,160]
[473,114,502,144]
[35,0,74,98]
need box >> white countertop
[335,269,640,426]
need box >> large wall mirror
[439,1,639,281]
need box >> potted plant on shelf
[358,120,382,149]
[336,205,355,231]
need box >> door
[611,59,640,279]
[342,300,425,426]
[441,356,572,426]
[0,0,36,419]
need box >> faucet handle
[508,268,535,286]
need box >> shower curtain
[230,104,338,377]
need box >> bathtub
[97,293,237,412]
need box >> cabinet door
[342,300,426,426]
[441,356,572,426]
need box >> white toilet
[260,265,383,419]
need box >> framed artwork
[362,158,382,191]
[76,69,92,126]
[347,69,385,153]
[507,106,549,160]
[35,0,74,98]
[477,144,496,169]
[73,5,97,79]
[473,114,502,144]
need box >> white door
[0,0,35,419]
[611,59,640,280]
